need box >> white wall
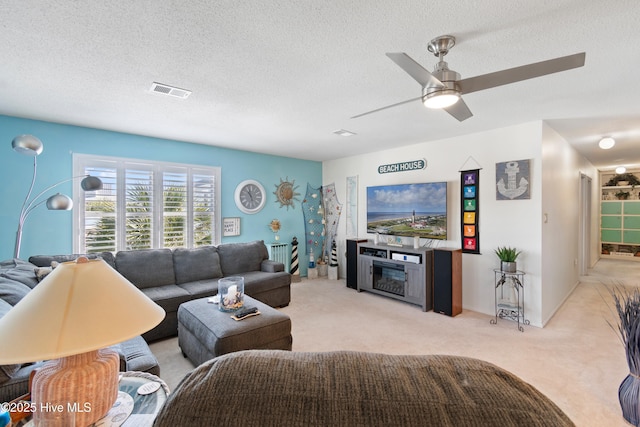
[324,120,600,327]
[324,121,546,325]
[540,123,599,324]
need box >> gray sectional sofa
[0,239,290,403]
[29,240,291,342]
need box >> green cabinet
[601,199,640,256]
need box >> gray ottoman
[178,295,292,366]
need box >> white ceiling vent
[150,82,192,99]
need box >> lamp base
[31,348,119,427]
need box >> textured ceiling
[1,1,639,170]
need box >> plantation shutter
[83,165,118,253]
[163,169,188,248]
[125,167,154,250]
[74,154,220,253]
[193,170,216,246]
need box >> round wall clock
[234,180,266,214]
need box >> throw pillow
[0,277,31,306]
[34,261,59,282]
[0,259,39,289]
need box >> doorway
[578,173,592,275]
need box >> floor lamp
[0,257,166,426]
[11,135,103,258]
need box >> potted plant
[611,288,640,425]
[606,173,640,187]
[495,246,521,273]
[616,191,631,200]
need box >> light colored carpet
[150,259,638,426]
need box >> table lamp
[0,257,165,426]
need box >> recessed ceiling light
[616,166,627,174]
[598,137,615,149]
[333,129,356,137]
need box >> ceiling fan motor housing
[423,62,461,101]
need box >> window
[73,154,220,253]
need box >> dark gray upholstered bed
[153,350,574,426]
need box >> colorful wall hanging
[461,169,480,254]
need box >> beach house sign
[378,159,426,174]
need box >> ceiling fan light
[616,166,627,174]
[598,137,615,149]
[423,91,460,109]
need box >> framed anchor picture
[496,159,530,200]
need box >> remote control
[234,306,258,319]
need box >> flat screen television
[366,182,447,240]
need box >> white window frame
[73,153,221,253]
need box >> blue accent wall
[0,115,320,275]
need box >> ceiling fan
[352,35,586,122]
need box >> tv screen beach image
[367,182,447,239]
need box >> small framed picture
[223,217,241,236]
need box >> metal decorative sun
[274,177,301,210]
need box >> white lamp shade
[0,258,165,364]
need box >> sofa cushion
[0,258,39,289]
[0,277,31,306]
[141,284,191,313]
[218,240,268,276]
[154,352,574,427]
[173,246,222,284]
[177,280,218,300]
[116,249,175,289]
[109,335,160,376]
[28,252,116,269]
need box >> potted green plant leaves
[616,190,631,200]
[606,173,640,187]
[495,246,521,273]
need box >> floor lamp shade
[11,134,103,259]
[0,258,165,426]
[11,134,43,156]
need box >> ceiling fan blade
[458,52,586,95]
[351,96,422,119]
[386,52,445,88]
[443,98,473,121]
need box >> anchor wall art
[496,159,531,200]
